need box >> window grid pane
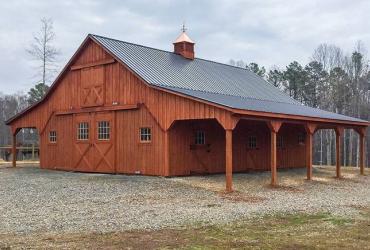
[49,131,57,143]
[98,121,110,140]
[195,131,205,145]
[140,127,151,142]
[248,136,257,149]
[77,122,89,140]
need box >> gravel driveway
[0,165,369,234]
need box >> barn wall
[233,120,271,171]
[168,119,306,176]
[115,106,165,175]
[277,123,307,168]
[9,38,306,175]
[233,121,306,171]
[169,119,225,176]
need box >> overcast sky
[1,0,369,94]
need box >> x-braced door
[80,66,104,107]
[73,112,115,173]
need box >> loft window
[277,135,283,148]
[49,131,57,143]
[77,122,89,140]
[195,131,205,145]
[298,133,305,145]
[140,127,151,142]
[98,121,110,140]
[248,136,257,149]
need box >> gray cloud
[0,0,369,94]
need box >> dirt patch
[218,190,267,203]
[266,184,304,193]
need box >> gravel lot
[0,164,369,234]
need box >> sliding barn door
[73,112,115,173]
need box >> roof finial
[181,21,187,33]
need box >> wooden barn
[6,30,369,191]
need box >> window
[140,127,151,142]
[49,131,57,143]
[77,122,89,140]
[98,121,110,140]
[277,135,283,148]
[248,136,257,149]
[298,133,305,145]
[195,131,205,145]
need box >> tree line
[230,42,370,167]
[0,18,57,149]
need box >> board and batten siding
[9,38,307,175]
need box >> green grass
[1,208,369,249]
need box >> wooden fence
[0,145,39,161]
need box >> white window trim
[140,127,152,142]
[49,131,57,143]
[77,122,89,141]
[97,121,110,141]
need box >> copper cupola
[173,25,195,60]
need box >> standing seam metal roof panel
[91,34,368,124]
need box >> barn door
[90,112,115,173]
[73,113,94,171]
[73,112,115,173]
[80,66,104,107]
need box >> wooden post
[355,127,367,176]
[335,127,343,178]
[306,132,313,180]
[359,133,365,175]
[225,129,233,192]
[164,130,170,177]
[270,130,277,186]
[31,144,35,160]
[305,123,316,180]
[267,121,282,186]
[12,133,16,167]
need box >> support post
[360,133,365,175]
[225,129,233,192]
[335,127,344,178]
[32,144,35,160]
[267,121,282,186]
[306,132,313,180]
[270,130,277,186]
[12,133,16,167]
[355,127,367,176]
[305,123,316,180]
[164,130,170,177]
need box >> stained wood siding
[9,38,306,175]
[115,106,165,175]
[169,119,225,176]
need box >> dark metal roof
[92,34,298,104]
[162,86,366,123]
[91,34,367,124]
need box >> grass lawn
[1,207,369,250]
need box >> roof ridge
[90,34,265,74]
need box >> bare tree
[26,17,60,87]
